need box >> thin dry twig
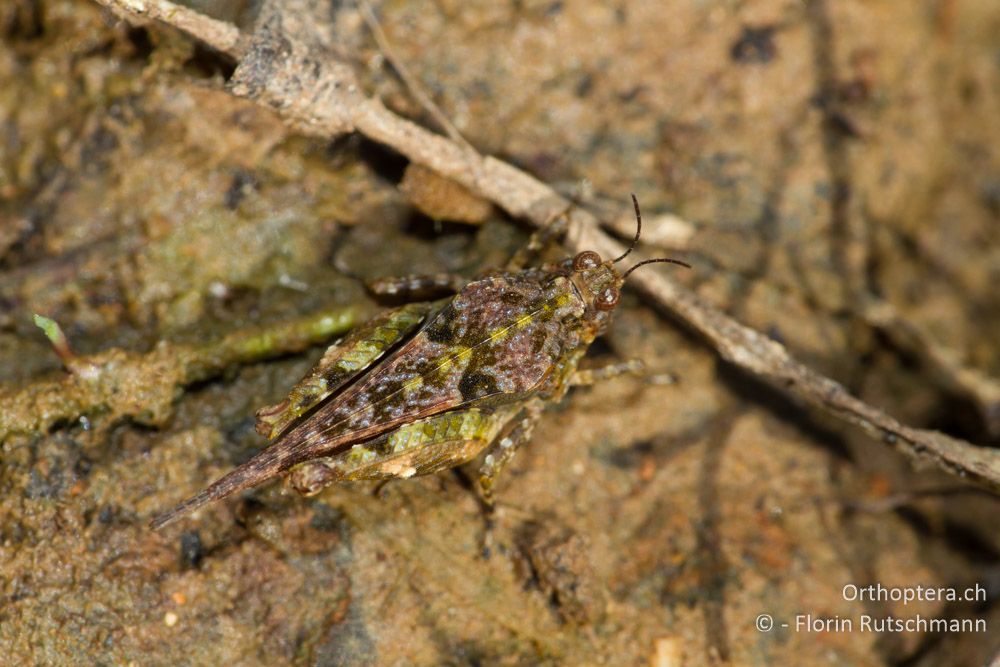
[358,0,474,153]
[88,0,1000,492]
[92,0,246,58]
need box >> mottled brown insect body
[151,197,686,530]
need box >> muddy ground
[1,1,999,665]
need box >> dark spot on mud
[731,25,778,64]
[357,137,408,184]
[187,42,237,79]
[2,2,43,40]
[80,125,119,173]
[98,504,116,524]
[24,465,64,500]
[980,179,1000,217]
[223,416,265,465]
[824,110,862,138]
[180,530,205,569]
[73,455,94,479]
[309,503,348,535]
[224,169,258,209]
[124,27,153,61]
[603,439,655,469]
[765,324,787,345]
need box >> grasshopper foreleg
[569,359,645,386]
[505,205,572,270]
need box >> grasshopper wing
[256,302,434,440]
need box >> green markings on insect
[255,302,433,440]
[149,195,690,531]
[388,409,498,454]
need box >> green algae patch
[1,305,367,441]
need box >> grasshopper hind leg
[476,403,543,556]
[285,408,517,495]
[477,408,540,508]
[284,407,532,557]
[366,273,467,302]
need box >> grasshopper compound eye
[573,250,602,271]
[595,286,620,311]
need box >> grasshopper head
[566,194,690,316]
[568,250,624,313]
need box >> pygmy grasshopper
[151,196,687,529]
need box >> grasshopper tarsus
[372,478,394,498]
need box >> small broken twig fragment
[1,305,365,442]
[87,0,1000,492]
[399,163,493,224]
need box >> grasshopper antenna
[621,257,691,280]
[612,193,645,263]
[613,194,691,277]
